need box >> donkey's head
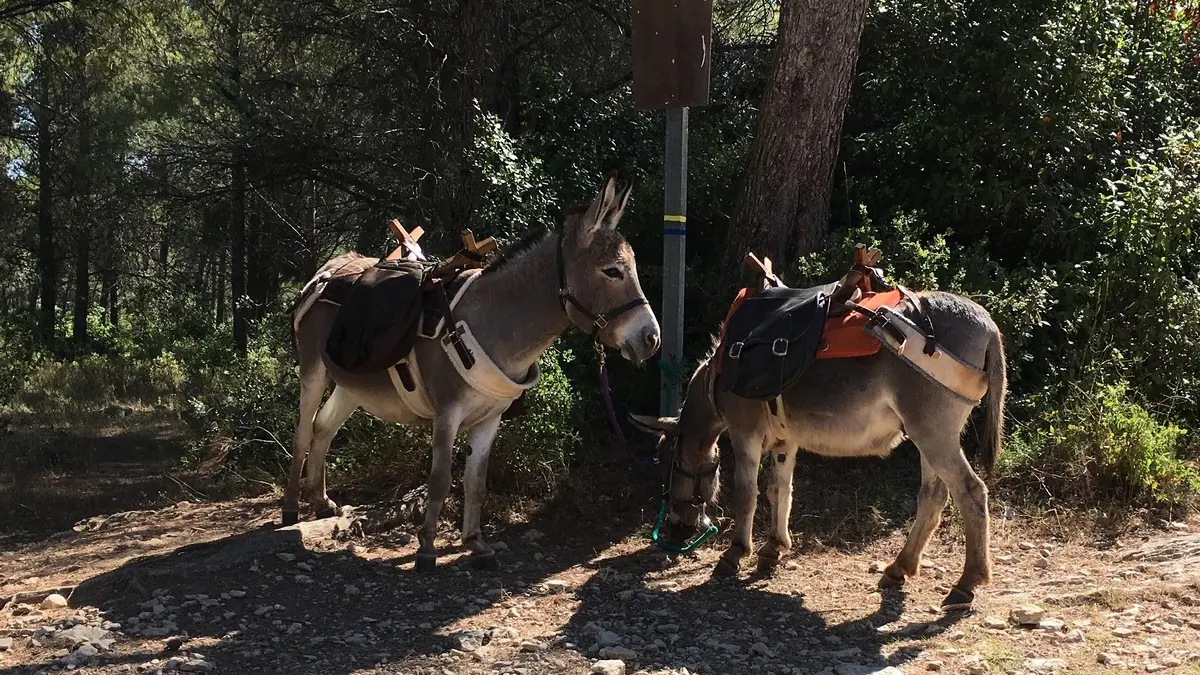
[559,174,661,364]
[630,359,725,548]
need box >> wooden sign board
[632,0,713,109]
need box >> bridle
[556,234,648,344]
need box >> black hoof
[878,571,906,589]
[415,553,437,574]
[941,586,975,611]
[756,555,781,574]
[314,505,338,520]
[714,557,740,577]
[469,552,498,571]
[281,510,299,527]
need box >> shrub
[1002,381,1199,510]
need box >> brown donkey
[632,291,1006,609]
[289,176,661,571]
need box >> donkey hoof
[415,553,438,574]
[314,505,339,520]
[756,554,782,574]
[469,552,498,571]
[878,563,907,589]
[941,586,975,611]
[714,557,740,577]
[280,510,300,527]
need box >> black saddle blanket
[719,283,835,400]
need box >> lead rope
[595,343,658,465]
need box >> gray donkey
[631,291,1006,609]
[288,176,661,571]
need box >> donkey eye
[602,267,624,280]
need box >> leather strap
[863,305,989,404]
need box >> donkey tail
[979,328,1008,479]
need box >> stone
[73,644,99,659]
[0,638,12,651]
[926,660,944,671]
[1097,652,1121,665]
[1061,629,1086,643]
[983,616,1008,630]
[1113,627,1135,637]
[51,625,110,647]
[1145,664,1164,673]
[1024,658,1065,672]
[657,624,680,634]
[450,630,489,652]
[599,646,637,660]
[591,660,626,675]
[1038,618,1065,631]
[39,594,68,610]
[180,658,214,672]
[276,553,297,562]
[544,580,570,593]
[1010,605,1047,626]
[750,642,774,658]
[597,630,622,647]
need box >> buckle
[772,338,789,356]
[727,342,743,359]
[593,315,609,330]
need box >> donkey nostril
[645,330,661,350]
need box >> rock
[1113,626,1135,637]
[40,594,68,610]
[227,590,246,598]
[50,625,110,647]
[520,640,547,652]
[276,553,297,562]
[591,660,626,675]
[983,616,1008,630]
[750,642,774,658]
[1038,618,1065,631]
[833,647,863,659]
[180,658,214,672]
[597,630,622,647]
[868,561,886,574]
[656,624,680,634]
[521,529,545,543]
[73,643,99,660]
[926,660,944,671]
[344,584,360,596]
[1145,664,1164,673]
[1019,542,1036,550]
[1024,658,1065,673]
[599,646,637,660]
[544,580,570,593]
[1010,604,1047,626]
[450,630,489,651]
[164,636,186,652]
[491,626,520,641]
[0,638,12,651]
[1061,629,1086,643]
[1097,652,1121,665]
[1161,656,1183,667]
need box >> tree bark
[722,0,870,282]
[230,155,248,355]
[34,44,57,346]
[71,228,89,345]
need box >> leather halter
[556,234,648,341]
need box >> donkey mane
[482,226,553,275]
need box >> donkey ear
[598,181,633,231]
[579,173,620,239]
[628,413,678,436]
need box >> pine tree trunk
[722,0,870,281]
[230,155,248,355]
[72,229,90,345]
[35,51,57,346]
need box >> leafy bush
[1002,381,1199,509]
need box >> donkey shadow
[558,544,969,675]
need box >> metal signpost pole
[660,107,688,416]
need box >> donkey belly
[781,361,907,458]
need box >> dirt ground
[2,415,1199,675]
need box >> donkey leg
[758,442,797,570]
[922,437,992,609]
[283,372,327,526]
[303,387,357,519]
[461,414,502,570]
[882,454,950,588]
[717,432,764,576]
[416,411,465,573]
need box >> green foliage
[1002,381,1199,509]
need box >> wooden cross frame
[385,219,425,260]
[432,229,498,277]
[743,252,783,290]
